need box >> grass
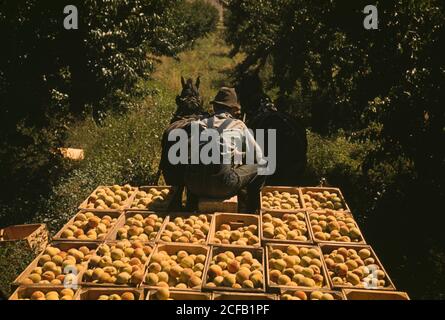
[0,243,37,298]
[1,31,242,299]
[33,32,242,233]
[148,33,244,109]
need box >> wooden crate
[106,211,169,244]
[279,288,345,300]
[57,148,84,161]
[78,185,137,212]
[265,243,330,292]
[0,224,48,253]
[53,211,123,242]
[12,241,99,288]
[198,196,238,213]
[142,243,210,292]
[307,210,366,245]
[75,287,144,300]
[213,292,277,300]
[127,186,177,212]
[157,213,214,245]
[260,210,313,245]
[79,241,154,288]
[146,289,212,300]
[342,288,410,300]
[300,187,351,212]
[261,186,304,212]
[202,245,266,293]
[209,213,261,248]
[9,285,79,300]
[320,243,396,291]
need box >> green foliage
[0,0,220,228]
[226,0,445,298]
[35,86,175,233]
[172,0,220,48]
[0,242,36,298]
[33,32,240,234]
[307,131,370,180]
[34,32,240,234]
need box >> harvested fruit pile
[281,290,340,300]
[213,225,259,246]
[261,189,302,210]
[80,185,136,210]
[267,245,325,289]
[147,289,211,300]
[55,212,119,241]
[15,244,94,286]
[130,187,173,211]
[159,215,211,244]
[144,246,207,290]
[10,185,408,300]
[309,210,364,243]
[211,213,260,247]
[82,240,152,286]
[262,212,309,242]
[13,288,76,300]
[95,291,137,300]
[204,249,264,291]
[115,213,164,242]
[322,246,394,289]
[301,189,347,211]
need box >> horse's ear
[196,76,201,89]
[181,76,186,88]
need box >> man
[184,87,267,212]
[159,77,208,210]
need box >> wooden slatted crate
[209,213,261,248]
[0,224,48,253]
[202,245,266,293]
[199,196,238,213]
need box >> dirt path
[148,32,244,109]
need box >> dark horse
[246,95,308,186]
[159,76,209,209]
[236,71,307,186]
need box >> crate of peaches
[209,213,261,248]
[143,244,209,291]
[53,211,121,242]
[80,240,153,287]
[301,187,350,212]
[13,242,97,287]
[147,288,213,300]
[158,214,213,245]
[213,292,277,300]
[79,185,136,211]
[266,244,329,291]
[76,288,144,300]
[308,210,365,244]
[342,289,410,300]
[107,212,167,243]
[261,187,303,211]
[261,211,312,244]
[203,246,266,293]
[321,244,396,290]
[128,186,175,211]
[280,289,345,300]
[9,286,78,300]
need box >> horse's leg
[169,185,184,211]
[185,188,199,212]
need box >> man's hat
[211,87,241,111]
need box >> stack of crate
[9,185,410,300]
[0,224,48,254]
